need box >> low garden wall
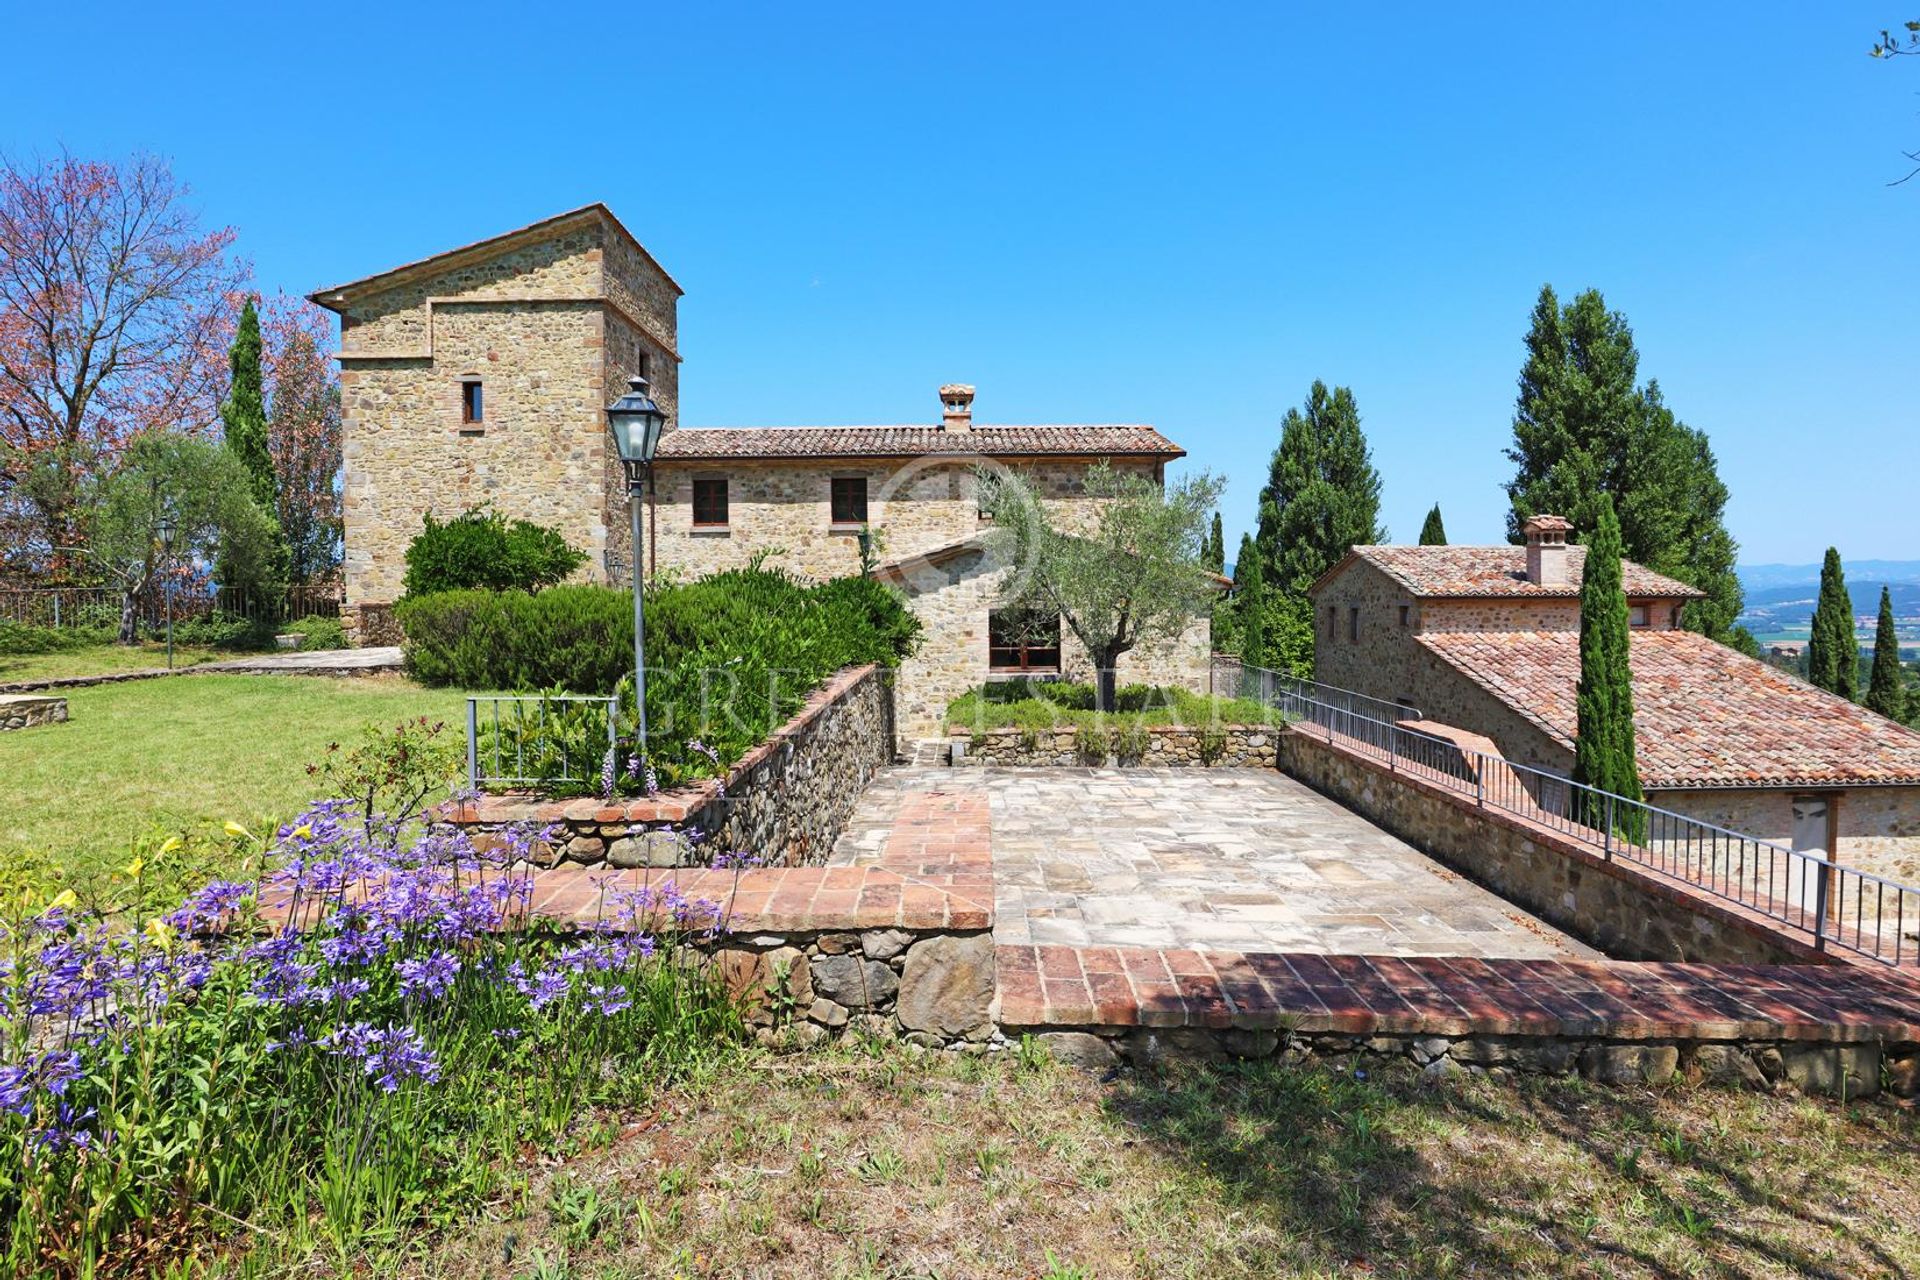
[1274,725,1826,966]
[0,693,66,731]
[949,723,1278,768]
[446,665,896,868]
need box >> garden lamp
[155,513,177,670]
[605,376,668,756]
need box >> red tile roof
[656,424,1184,462]
[1323,545,1703,600]
[1417,628,1920,789]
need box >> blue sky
[5,3,1914,565]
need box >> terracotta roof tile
[1417,628,1920,789]
[656,424,1183,461]
[1337,545,1703,600]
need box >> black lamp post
[605,376,667,755]
[156,513,176,671]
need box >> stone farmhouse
[1311,515,1920,878]
[309,205,1208,738]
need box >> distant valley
[1736,561,1920,650]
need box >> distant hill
[1736,561,1920,648]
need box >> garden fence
[1236,662,1919,968]
[0,584,342,630]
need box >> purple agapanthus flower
[397,951,461,1001]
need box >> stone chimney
[939,383,975,432]
[1523,514,1574,588]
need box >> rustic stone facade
[0,694,65,731]
[1650,785,1920,887]
[311,206,681,641]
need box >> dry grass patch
[419,1036,1920,1280]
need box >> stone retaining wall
[710,927,999,1051]
[1274,726,1822,965]
[447,665,896,868]
[1025,1025,1911,1099]
[0,694,66,731]
[948,723,1278,768]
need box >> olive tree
[980,461,1224,712]
[86,433,273,641]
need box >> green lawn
[0,674,467,877]
[0,639,228,682]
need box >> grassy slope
[0,639,228,682]
[424,1042,1920,1280]
[0,674,466,874]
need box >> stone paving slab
[833,766,1595,960]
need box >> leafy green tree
[1866,585,1906,719]
[1418,504,1447,546]
[982,462,1224,711]
[85,434,274,642]
[1807,548,1858,701]
[1570,494,1644,835]
[1253,380,1384,676]
[1504,285,1750,651]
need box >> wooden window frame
[988,609,1062,674]
[830,476,868,527]
[459,379,484,427]
[691,476,729,528]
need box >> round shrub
[401,507,588,596]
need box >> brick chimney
[1523,514,1574,588]
[939,383,975,432]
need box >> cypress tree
[1253,380,1384,675]
[1205,512,1226,574]
[1419,504,1447,546]
[1866,585,1905,719]
[1571,494,1644,835]
[1505,285,1748,649]
[1238,546,1268,678]
[1807,549,1858,701]
[222,298,274,514]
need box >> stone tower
[308,204,681,642]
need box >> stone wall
[1274,725,1826,965]
[710,928,998,1051]
[448,665,895,868]
[949,723,1278,768]
[0,694,66,731]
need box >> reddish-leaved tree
[260,294,343,587]
[0,152,246,581]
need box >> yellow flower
[159,835,183,855]
[122,857,145,879]
[144,917,175,953]
[291,824,314,840]
[48,889,77,911]
[223,821,252,840]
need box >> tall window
[460,380,483,425]
[989,608,1061,672]
[692,477,729,527]
[1348,607,1360,642]
[830,476,868,525]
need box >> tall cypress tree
[1419,504,1447,546]
[1866,585,1905,719]
[1238,546,1268,680]
[1253,380,1384,675]
[1205,512,1226,574]
[218,297,287,593]
[222,298,274,514]
[1571,494,1644,833]
[1505,285,1749,650]
[1808,548,1858,701]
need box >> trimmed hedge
[395,570,920,790]
[402,507,588,597]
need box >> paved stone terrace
[834,767,1596,960]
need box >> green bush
[949,679,1277,732]
[397,569,921,792]
[283,614,348,651]
[0,622,92,655]
[170,611,275,650]
[402,507,588,596]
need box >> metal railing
[1239,666,1919,968]
[0,584,342,630]
[1214,659,1423,725]
[466,694,620,791]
